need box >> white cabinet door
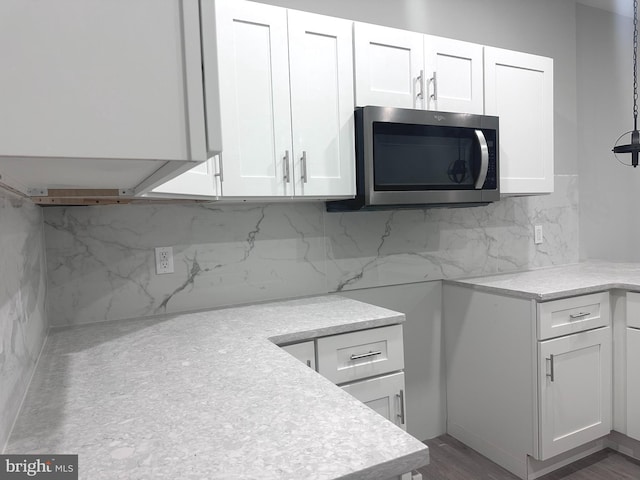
[538,326,612,460]
[150,157,219,198]
[354,23,424,109]
[212,0,292,197]
[288,11,355,197]
[0,0,207,164]
[281,341,316,370]
[424,36,484,114]
[628,328,640,441]
[484,47,554,195]
[341,372,407,431]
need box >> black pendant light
[613,0,640,167]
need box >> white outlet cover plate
[155,246,174,274]
[534,225,543,245]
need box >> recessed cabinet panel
[424,36,484,114]
[354,23,424,109]
[627,328,640,441]
[484,47,554,195]
[288,10,355,197]
[537,326,612,460]
[214,0,291,196]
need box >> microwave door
[474,129,489,189]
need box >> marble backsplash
[44,175,578,326]
[0,187,47,451]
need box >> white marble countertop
[445,260,640,301]
[5,295,428,480]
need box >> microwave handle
[474,130,489,189]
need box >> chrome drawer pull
[569,312,591,319]
[350,350,382,361]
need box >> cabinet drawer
[316,324,404,384]
[537,292,610,340]
[627,292,640,329]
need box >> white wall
[577,4,640,261]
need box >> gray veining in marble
[325,175,579,290]
[445,260,640,301]
[5,295,428,480]
[43,175,578,326]
[0,187,47,451]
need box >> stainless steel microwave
[327,106,499,211]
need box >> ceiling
[576,0,633,17]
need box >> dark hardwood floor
[417,435,640,480]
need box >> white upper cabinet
[424,36,484,115]
[485,47,554,195]
[354,24,483,115]
[155,0,355,199]
[0,0,214,195]
[354,23,424,109]
[288,10,355,197]
[211,0,292,197]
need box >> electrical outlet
[534,225,543,245]
[155,246,174,274]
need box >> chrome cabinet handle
[350,350,382,361]
[301,151,308,183]
[415,70,425,108]
[306,359,312,368]
[283,150,291,183]
[397,389,406,425]
[569,312,590,319]
[474,130,489,189]
[430,71,438,101]
[546,354,555,382]
[214,155,224,182]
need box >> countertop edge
[443,278,640,301]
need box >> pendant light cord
[635,0,638,130]
[612,1,640,166]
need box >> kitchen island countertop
[445,260,640,300]
[4,295,428,479]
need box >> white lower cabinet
[627,327,640,441]
[314,324,416,480]
[444,285,612,479]
[341,371,406,431]
[537,326,612,460]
